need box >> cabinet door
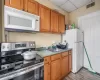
[51,59,61,80]
[51,10,59,33]
[62,56,69,78]
[24,0,39,15]
[44,63,50,80]
[69,54,72,72]
[5,0,24,10]
[59,14,65,33]
[39,5,51,32]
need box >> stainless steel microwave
[4,6,40,32]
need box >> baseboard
[83,67,100,76]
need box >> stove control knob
[30,43,34,47]
[30,44,33,46]
[7,66,10,68]
[2,45,5,49]
[2,67,5,70]
[1,65,7,70]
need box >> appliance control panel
[1,42,36,51]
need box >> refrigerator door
[73,42,84,73]
[77,29,83,42]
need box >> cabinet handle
[9,0,11,4]
[45,59,47,61]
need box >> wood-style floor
[64,68,100,80]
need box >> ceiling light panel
[70,0,92,8]
[60,1,77,12]
[50,0,68,6]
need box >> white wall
[69,0,100,26]
[78,11,100,73]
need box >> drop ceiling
[49,0,94,12]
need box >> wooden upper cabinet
[44,63,50,80]
[51,10,59,33]
[51,59,61,80]
[39,5,51,32]
[59,14,65,33]
[5,0,24,10]
[24,0,39,15]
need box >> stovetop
[0,54,44,75]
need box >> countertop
[37,48,72,57]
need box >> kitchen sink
[48,49,62,52]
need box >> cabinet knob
[45,59,47,61]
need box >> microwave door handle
[35,19,39,30]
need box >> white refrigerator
[62,29,84,73]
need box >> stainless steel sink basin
[48,49,62,52]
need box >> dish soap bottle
[71,23,75,29]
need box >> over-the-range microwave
[4,6,40,32]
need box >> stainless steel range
[0,42,44,80]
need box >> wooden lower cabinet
[44,63,50,80]
[51,59,61,80]
[61,56,69,78]
[69,54,72,72]
[44,50,72,80]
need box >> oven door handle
[0,62,44,80]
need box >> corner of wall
[0,0,5,42]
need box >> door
[24,0,39,15]
[44,63,50,80]
[51,59,61,80]
[59,14,65,33]
[78,11,100,73]
[5,0,24,10]
[75,42,84,72]
[62,56,69,77]
[51,10,59,33]
[39,5,51,32]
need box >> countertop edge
[37,48,72,58]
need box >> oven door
[10,66,44,80]
[5,63,44,80]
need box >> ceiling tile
[60,1,77,12]
[70,0,92,8]
[50,0,68,6]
